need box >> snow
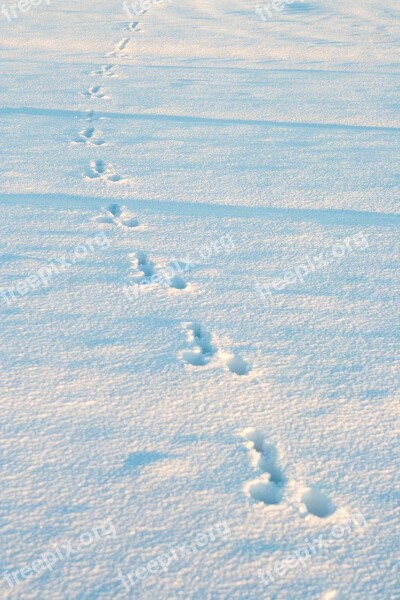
[0,0,399,598]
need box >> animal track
[129,21,142,32]
[135,251,156,282]
[169,273,187,290]
[180,325,249,373]
[128,253,188,289]
[94,203,139,228]
[86,159,105,178]
[108,203,122,218]
[73,126,105,146]
[226,354,249,376]
[219,349,249,376]
[242,429,286,506]
[182,323,215,367]
[91,64,118,78]
[82,85,107,99]
[85,109,96,121]
[300,486,336,518]
[241,430,336,516]
[108,38,130,57]
[85,160,122,182]
[117,37,130,51]
[167,261,188,289]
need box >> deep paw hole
[198,339,214,354]
[136,253,155,277]
[248,479,282,505]
[183,351,207,366]
[84,127,94,138]
[301,487,336,518]
[142,265,155,277]
[227,355,249,376]
[95,160,105,173]
[189,322,202,338]
[170,275,187,289]
[243,429,264,452]
[108,203,121,216]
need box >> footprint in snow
[85,160,123,183]
[107,38,130,58]
[94,203,140,228]
[241,429,336,516]
[134,251,156,283]
[108,203,122,218]
[129,252,187,289]
[180,324,249,374]
[242,428,286,506]
[182,322,216,367]
[81,85,108,99]
[129,21,142,32]
[299,486,336,518]
[83,109,105,122]
[91,64,118,78]
[169,272,187,290]
[84,109,95,122]
[72,126,105,146]
[226,354,249,376]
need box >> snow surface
[0,0,399,598]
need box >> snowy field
[0,1,399,598]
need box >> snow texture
[0,0,399,598]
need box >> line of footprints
[94,201,250,376]
[241,428,336,517]
[87,15,339,598]
[73,10,144,183]
[86,8,251,377]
